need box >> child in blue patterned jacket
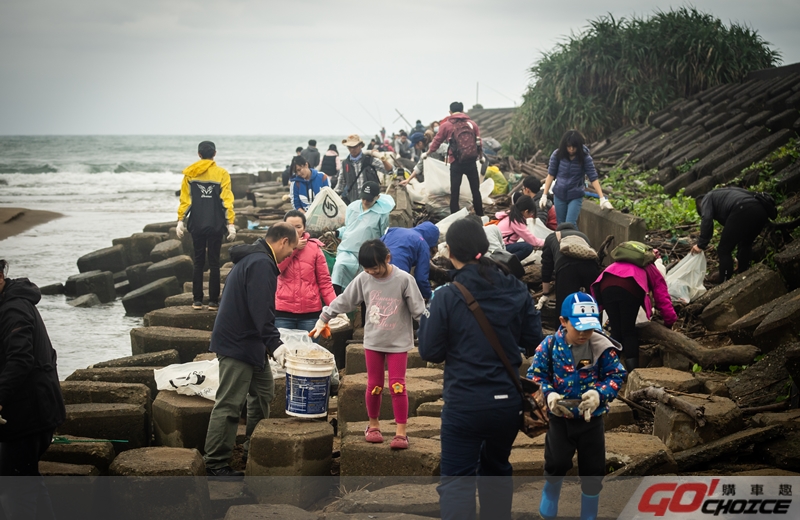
[528,291,627,520]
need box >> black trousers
[544,415,605,496]
[191,231,223,303]
[0,430,56,519]
[450,161,483,216]
[717,202,768,282]
[601,286,643,364]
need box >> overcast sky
[1,0,798,136]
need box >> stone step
[727,288,800,344]
[339,435,440,477]
[700,264,787,331]
[416,399,443,418]
[183,281,226,294]
[143,306,218,331]
[41,435,116,474]
[343,416,442,440]
[150,239,184,263]
[122,276,183,316]
[711,128,794,184]
[624,367,703,398]
[323,483,440,518]
[152,391,214,452]
[131,326,212,363]
[146,255,193,285]
[39,461,100,476]
[57,403,148,452]
[60,380,151,408]
[77,245,127,274]
[66,367,158,397]
[653,394,743,453]
[109,446,206,476]
[775,240,800,291]
[125,261,153,291]
[92,349,180,369]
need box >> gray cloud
[1,0,797,135]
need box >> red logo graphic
[637,479,792,516]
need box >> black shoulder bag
[452,281,549,438]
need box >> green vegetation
[603,164,700,232]
[507,7,780,158]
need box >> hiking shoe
[208,301,219,311]
[364,427,383,443]
[205,466,243,479]
[390,435,409,450]
[192,301,203,310]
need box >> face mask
[434,127,439,134]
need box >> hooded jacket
[0,278,65,441]
[209,239,282,369]
[495,211,545,248]
[290,169,330,212]
[382,222,439,299]
[177,159,236,234]
[337,196,395,254]
[592,262,677,328]
[418,263,543,411]
[697,187,763,249]
[427,113,481,164]
[301,146,321,169]
[276,233,336,315]
[547,146,599,202]
[528,327,626,419]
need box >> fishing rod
[356,100,382,128]
[394,109,413,130]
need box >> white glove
[176,220,185,239]
[272,345,289,368]
[538,195,548,209]
[479,155,486,164]
[600,197,614,210]
[310,319,328,339]
[578,389,601,422]
[226,224,237,242]
[535,294,549,311]
[547,393,572,418]
[419,152,428,161]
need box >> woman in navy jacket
[419,218,542,520]
[540,130,612,225]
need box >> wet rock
[130,326,212,363]
[115,280,131,296]
[146,255,193,285]
[39,461,100,476]
[727,343,793,407]
[700,265,786,331]
[752,295,800,350]
[65,270,115,303]
[143,221,178,233]
[153,392,213,451]
[112,232,168,266]
[727,288,800,345]
[339,435,440,477]
[775,240,800,290]
[324,483,440,517]
[69,293,102,308]
[143,306,217,331]
[40,282,65,295]
[653,394,743,452]
[66,367,158,397]
[150,239,184,263]
[77,244,127,274]
[122,276,182,316]
[41,435,116,474]
[624,367,703,397]
[92,349,179,369]
[58,403,148,452]
[125,262,153,291]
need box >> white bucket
[284,348,336,419]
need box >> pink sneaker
[390,435,409,450]
[365,427,384,443]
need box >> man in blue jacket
[202,223,298,478]
[381,221,439,300]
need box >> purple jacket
[591,262,677,328]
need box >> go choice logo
[638,479,793,516]
[323,197,339,218]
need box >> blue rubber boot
[538,479,562,520]
[580,493,600,520]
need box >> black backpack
[754,192,778,220]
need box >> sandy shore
[0,207,63,241]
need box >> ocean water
[0,135,340,378]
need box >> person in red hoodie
[275,210,337,331]
[425,101,485,216]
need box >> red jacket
[276,233,337,314]
[427,113,481,164]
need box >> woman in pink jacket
[495,195,545,261]
[275,210,337,331]
[591,252,677,370]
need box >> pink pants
[365,349,408,424]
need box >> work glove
[419,152,428,161]
[272,345,289,368]
[600,197,614,210]
[479,155,486,164]
[0,414,6,425]
[176,220,186,239]
[547,393,572,418]
[310,319,330,339]
[226,224,237,242]
[535,294,549,311]
[578,389,601,422]
[538,195,548,209]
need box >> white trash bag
[154,358,220,401]
[666,253,707,304]
[269,328,340,388]
[305,187,347,233]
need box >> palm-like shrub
[508,7,780,158]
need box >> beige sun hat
[342,134,364,147]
